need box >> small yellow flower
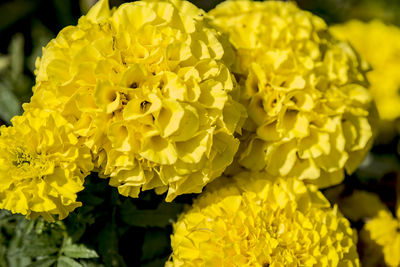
[208,1,374,188]
[26,0,246,201]
[168,171,359,266]
[331,20,400,121]
[324,188,388,222]
[360,210,400,267]
[0,110,93,221]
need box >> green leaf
[57,256,83,267]
[80,261,105,267]
[26,257,57,267]
[63,238,98,259]
[141,229,169,262]
[9,33,24,81]
[0,82,22,122]
[22,246,59,258]
[0,241,7,267]
[121,201,183,228]
[97,223,126,267]
[0,55,10,73]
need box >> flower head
[168,171,359,266]
[27,0,246,201]
[0,110,93,221]
[208,1,374,187]
[360,209,400,267]
[331,20,400,121]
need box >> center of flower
[10,147,53,180]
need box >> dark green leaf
[9,34,24,81]
[63,238,98,259]
[26,257,57,267]
[141,229,169,262]
[98,223,126,267]
[22,246,59,258]
[57,256,83,267]
[121,201,183,228]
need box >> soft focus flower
[0,110,93,221]
[324,187,388,222]
[209,1,374,188]
[331,20,400,122]
[168,171,359,266]
[360,209,400,267]
[26,0,246,201]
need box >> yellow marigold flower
[208,1,374,188]
[360,210,400,267]
[168,172,359,266]
[26,0,246,201]
[0,110,93,221]
[331,20,400,122]
[325,188,388,222]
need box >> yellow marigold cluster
[331,20,400,121]
[0,110,93,221]
[208,1,374,187]
[167,171,359,266]
[26,0,246,201]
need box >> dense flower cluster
[209,1,374,187]
[0,110,93,220]
[167,171,359,266]
[331,20,400,121]
[25,0,246,201]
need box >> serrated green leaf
[22,246,59,257]
[141,229,169,262]
[57,256,83,267]
[121,201,183,228]
[63,239,98,259]
[26,257,57,267]
[0,82,22,122]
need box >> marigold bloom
[0,110,93,221]
[331,20,400,121]
[360,209,400,267]
[27,0,246,201]
[208,1,374,188]
[168,171,359,266]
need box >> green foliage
[61,175,185,266]
[121,201,183,228]
[0,213,100,267]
